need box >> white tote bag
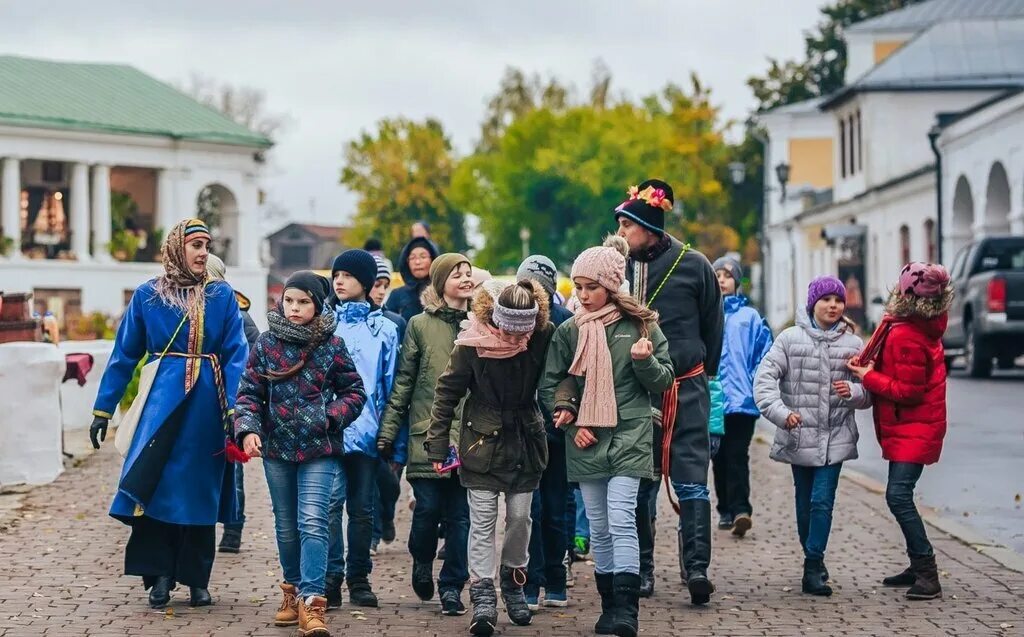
[114,312,190,457]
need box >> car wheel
[965,322,992,378]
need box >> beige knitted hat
[571,235,629,292]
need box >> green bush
[119,360,145,412]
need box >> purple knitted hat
[806,275,846,314]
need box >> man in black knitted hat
[614,178,724,606]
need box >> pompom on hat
[898,262,950,299]
[571,235,629,292]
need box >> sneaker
[542,590,567,607]
[218,527,242,553]
[439,588,467,616]
[436,543,447,560]
[572,536,591,561]
[717,513,735,530]
[732,513,752,538]
[564,554,576,588]
[525,592,540,611]
[370,541,379,557]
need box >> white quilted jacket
[754,311,871,467]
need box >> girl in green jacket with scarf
[540,236,674,637]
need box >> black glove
[376,437,394,460]
[90,416,109,449]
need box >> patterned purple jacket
[234,331,367,462]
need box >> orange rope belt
[660,362,705,515]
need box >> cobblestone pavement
[0,438,1021,637]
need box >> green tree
[341,117,466,258]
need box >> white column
[235,184,260,268]
[70,162,90,261]
[1,157,22,259]
[156,168,177,235]
[91,164,112,261]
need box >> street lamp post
[519,226,531,262]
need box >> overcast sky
[2,0,825,230]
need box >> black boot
[148,576,174,608]
[469,579,498,636]
[347,576,379,607]
[594,572,616,635]
[638,545,655,598]
[411,560,435,601]
[499,565,532,626]
[882,563,916,587]
[679,499,715,605]
[906,555,942,600]
[801,559,833,596]
[189,587,212,607]
[324,573,343,610]
[677,527,688,584]
[218,526,242,553]
[610,573,641,637]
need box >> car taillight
[987,277,1007,313]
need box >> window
[280,244,312,268]
[949,246,968,279]
[839,119,847,178]
[848,115,856,175]
[899,225,911,264]
[856,110,863,172]
[32,288,82,332]
[924,219,936,262]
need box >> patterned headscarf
[154,218,211,320]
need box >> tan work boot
[298,595,331,636]
[274,583,299,627]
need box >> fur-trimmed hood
[420,285,446,314]
[884,286,954,320]
[471,279,550,331]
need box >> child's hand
[833,380,852,399]
[553,408,576,428]
[846,358,874,379]
[574,427,597,449]
[785,412,802,429]
[242,433,262,458]
[630,337,654,360]
[432,462,445,474]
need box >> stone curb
[754,431,1024,574]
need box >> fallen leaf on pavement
[782,587,792,592]
[164,608,174,618]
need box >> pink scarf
[455,313,532,359]
[569,304,622,428]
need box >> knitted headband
[492,303,538,334]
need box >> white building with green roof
[0,54,272,330]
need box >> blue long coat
[93,280,249,526]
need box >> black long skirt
[124,516,216,589]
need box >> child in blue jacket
[325,249,400,609]
[711,258,772,537]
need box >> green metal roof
[0,55,272,148]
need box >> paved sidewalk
[0,438,1021,637]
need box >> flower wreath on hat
[624,184,673,212]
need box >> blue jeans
[579,476,641,575]
[573,487,590,539]
[526,434,569,595]
[791,463,843,561]
[225,462,246,531]
[408,475,470,591]
[263,457,337,597]
[886,462,934,558]
[327,452,378,582]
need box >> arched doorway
[951,175,974,255]
[984,162,1011,235]
[196,183,239,265]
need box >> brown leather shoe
[274,583,299,627]
[298,595,331,636]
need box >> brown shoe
[732,513,752,538]
[298,595,331,636]
[274,583,299,627]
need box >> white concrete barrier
[0,343,65,486]
[57,340,115,432]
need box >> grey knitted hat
[517,255,558,297]
[713,257,743,286]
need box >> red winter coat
[863,314,948,465]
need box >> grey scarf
[267,310,338,346]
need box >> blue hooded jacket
[333,301,400,457]
[719,295,773,416]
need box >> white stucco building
[758,0,1024,330]
[0,55,272,332]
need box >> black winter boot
[679,499,715,605]
[411,560,435,600]
[148,576,174,608]
[324,573,343,610]
[906,555,942,600]
[594,572,616,635]
[801,559,833,596]
[677,527,688,584]
[499,565,532,626]
[189,587,212,607]
[469,579,498,636]
[347,576,379,607]
[610,572,641,637]
[638,545,655,598]
[883,563,916,587]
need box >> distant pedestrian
[426,279,553,635]
[541,236,675,637]
[710,257,773,537]
[754,276,872,597]
[234,271,366,635]
[847,262,952,601]
[384,237,439,321]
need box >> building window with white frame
[899,224,911,265]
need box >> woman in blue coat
[89,219,249,609]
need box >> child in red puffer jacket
[847,262,952,602]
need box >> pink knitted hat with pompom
[898,262,950,298]
[571,244,626,292]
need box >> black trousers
[711,414,757,517]
[125,516,216,589]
